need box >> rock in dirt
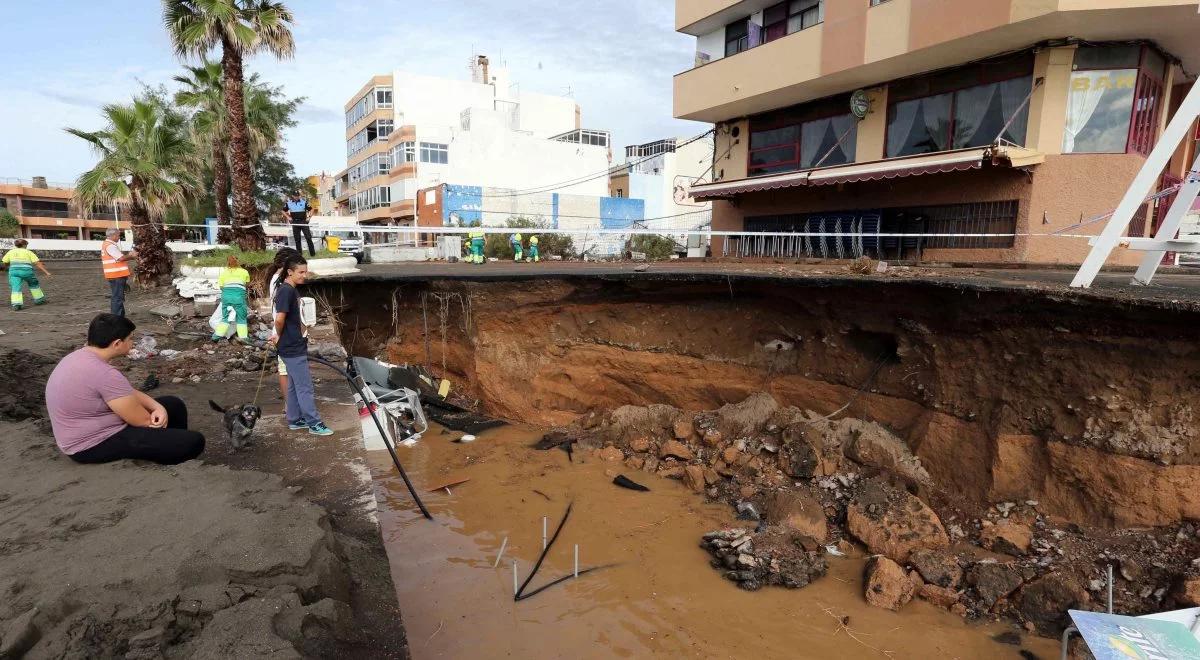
[778,435,819,479]
[846,479,949,563]
[684,465,706,493]
[842,420,930,485]
[864,556,916,611]
[967,562,1025,609]
[1017,573,1089,635]
[659,440,695,461]
[673,417,695,441]
[597,446,624,462]
[980,521,1033,557]
[0,608,40,658]
[601,404,681,443]
[1173,576,1200,606]
[764,490,828,542]
[919,583,961,609]
[700,527,826,591]
[713,393,779,437]
[908,548,963,588]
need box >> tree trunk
[212,139,234,244]
[128,189,171,287]
[222,39,265,251]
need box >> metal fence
[919,200,1019,249]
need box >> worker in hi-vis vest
[2,238,51,310]
[527,235,540,263]
[468,228,486,264]
[212,254,252,342]
[101,228,137,317]
[510,233,523,262]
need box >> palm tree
[162,0,295,250]
[174,61,299,243]
[67,99,200,284]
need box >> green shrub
[0,210,18,239]
[483,217,575,260]
[629,234,677,261]
[182,247,339,268]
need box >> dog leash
[252,346,272,407]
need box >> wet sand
[369,424,1056,659]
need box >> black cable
[514,564,618,601]
[515,502,573,599]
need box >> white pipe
[513,560,518,596]
[542,516,548,551]
[493,536,508,569]
[574,544,579,579]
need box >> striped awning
[689,146,1043,200]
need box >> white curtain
[952,84,998,149]
[998,76,1033,145]
[887,100,920,157]
[1063,72,1109,153]
[922,94,952,152]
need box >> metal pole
[574,544,579,579]
[1107,564,1114,614]
[1073,80,1200,288]
[542,516,548,550]
[1133,153,1200,285]
[513,560,518,596]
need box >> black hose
[306,354,433,521]
[514,564,617,601]
[515,502,573,599]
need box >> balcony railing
[20,208,70,218]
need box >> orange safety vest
[101,240,131,279]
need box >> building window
[725,20,750,57]
[748,95,859,176]
[763,3,788,42]
[551,129,610,147]
[20,200,69,218]
[349,185,391,212]
[886,54,1034,158]
[375,87,393,108]
[377,119,394,140]
[420,142,449,165]
[391,141,416,166]
[615,189,625,198]
[1064,45,1167,155]
[869,0,892,6]
[787,0,822,33]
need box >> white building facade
[611,136,714,254]
[334,57,613,227]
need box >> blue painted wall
[443,184,483,225]
[599,197,645,229]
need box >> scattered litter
[0,330,6,336]
[493,536,509,568]
[634,264,649,272]
[453,434,477,444]
[532,489,552,501]
[159,349,180,359]
[825,545,846,557]
[438,379,451,398]
[138,373,160,393]
[612,475,650,492]
[127,336,159,360]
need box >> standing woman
[269,254,333,436]
[2,239,51,310]
[264,248,299,401]
[212,254,251,342]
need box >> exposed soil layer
[328,276,1200,530]
[322,273,1200,637]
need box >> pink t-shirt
[45,349,134,455]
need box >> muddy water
[367,424,1055,659]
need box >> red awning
[688,147,1042,200]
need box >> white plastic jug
[300,297,317,327]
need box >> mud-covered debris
[701,527,826,592]
[764,489,828,542]
[736,501,760,521]
[658,440,694,461]
[846,478,948,563]
[981,521,1033,557]
[919,583,961,609]
[864,556,917,611]
[966,561,1025,609]
[1016,573,1089,635]
[909,548,963,589]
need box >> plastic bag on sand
[127,336,159,361]
[207,304,237,338]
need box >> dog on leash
[209,400,262,450]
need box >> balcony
[677,0,774,35]
[674,24,823,122]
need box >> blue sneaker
[308,423,333,436]
[288,421,308,430]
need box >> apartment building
[675,0,1200,264]
[0,177,118,240]
[335,56,612,228]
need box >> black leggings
[70,396,205,465]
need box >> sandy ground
[0,262,407,658]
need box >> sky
[0,0,706,186]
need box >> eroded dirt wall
[324,277,1200,527]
